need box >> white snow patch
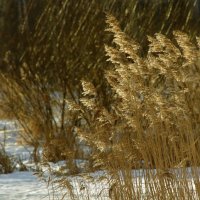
[0,172,50,200]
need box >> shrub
[0,145,15,174]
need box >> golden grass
[1,1,200,198]
[58,14,200,199]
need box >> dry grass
[0,129,15,174]
[57,14,200,199]
[1,1,200,199]
[1,11,200,199]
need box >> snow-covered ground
[0,172,50,200]
[0,121,110,200]
[0,120,199,200]
[0,121,52,200]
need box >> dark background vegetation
[0,0,200,163]
[1,0,200,76]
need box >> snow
[0,121,110,199]
[0,120,199,199]
[0,121,51,199]
[0,172,50,200]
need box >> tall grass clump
[0,129,15,174]
[0,147,15,174]
[1,1,200,198]
[60,15,200,199]
[0,146,15,174]
[1,0,200,165]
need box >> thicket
[0,0,199,177]
[1,0,200,162]
[1,1,200,197]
